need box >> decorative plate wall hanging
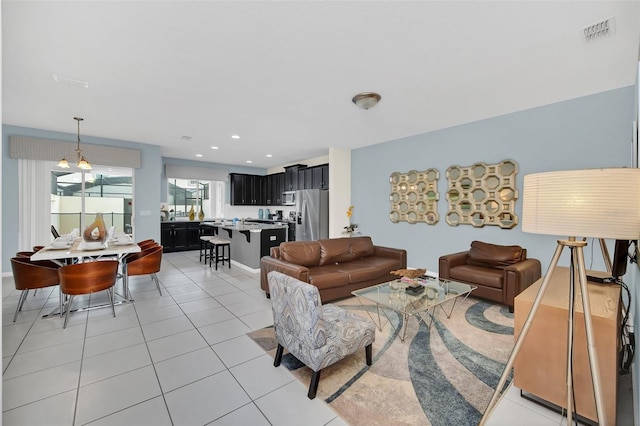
[389,169,439,225]
[445,160,518,229]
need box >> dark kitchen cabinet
[312,164,329,189]
[284,164,306,191]
[266,172,285,206]
[301,168,313,189]
[161,222,203,252]
[230,173,265,205]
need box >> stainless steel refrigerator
[295,189,329,241]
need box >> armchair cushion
[467,240,524,269]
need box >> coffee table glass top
[352,277,475,317]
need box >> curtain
[18,159,54,250]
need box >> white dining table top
[31,238,141,262]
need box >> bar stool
[208,237,231,270]
[200,236,214,263]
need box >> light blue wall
[352,86,635,274]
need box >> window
[166,178,224,220]
[51,165,133,235]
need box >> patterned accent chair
[267,271,375,399]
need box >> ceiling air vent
[582,17,615,42]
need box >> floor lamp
[480,168,640,426]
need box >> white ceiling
[3,1,640,169]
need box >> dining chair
[137,240,158,251]
[123,245,163,297]
[16,251,36,258]
[10,257,62,322]
[58,260,119,328]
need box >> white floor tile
[185,306,235,328]
[2,361,81,411]
[83,327,145,358]
[155,347,226,392]
[75,365,162,425]
[1,389,77,426]
[135,304,184,325]
[4,339,84,380]
[239,308,274,330]
[16,323,85,354]
[224,298,271,317]
[146,329,208,363]
[164,370,251,425]
[214,291,251,306]
[140,314,194,341]
[198,318,252,345]
[81,343,151,386]
[85,311,140,338]
[209,402,271,426]
[212,334,269,368]
[254,380,338,426]
[178,297,221,314]
[86,396,172,426]
[230,354,295,399]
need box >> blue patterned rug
[248,296,514,426]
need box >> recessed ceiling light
[196,154,203,157]
[246,160,252,163]
[231,135,240,139]
[211,146,219,150]
[181,136,192,141]
[266,154,273,158]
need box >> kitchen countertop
[201,221,288,233]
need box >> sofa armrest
[438,251,470,279]
[373,246,407,268]
[503,258,542,309]
[260,256,310,295]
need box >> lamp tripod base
[480,239,607,425]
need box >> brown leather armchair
[439,241,541,313]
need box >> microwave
[282,191,296,206]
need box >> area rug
[247,296,514,426]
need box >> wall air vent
[582,17,615,42]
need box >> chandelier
[58,117,92,170]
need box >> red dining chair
[10,257,61,322]
[58,260,119,328]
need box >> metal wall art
[445,159,518,229]
[389,169,439,225]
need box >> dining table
[31,237,141,317]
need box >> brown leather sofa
[260,236,407,302]
[438,241,541,312]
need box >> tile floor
[1,251,622,425]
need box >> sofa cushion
[318,238,352,266]
[448,264,504,289]
[467,241,524,269]
[280,241,321,267]
[308,265,351,290]
[318,237,375,266]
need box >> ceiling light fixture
[211,146,219,150]
[196,154,203,157]
[58,117,92,170]
[231,135,240,139]
[352,92,381,110]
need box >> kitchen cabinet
[300,168,313,189]
[312,164,329,189]
[284,164,306,191]
[161,221,204,252]
[266,172,285,206]
[230,173,265,205]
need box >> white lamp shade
[522,168,640,240]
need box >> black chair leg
[308,370,321,399]
[365,344,373,365]
[274,344,284,367]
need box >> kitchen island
[201,221,287,271]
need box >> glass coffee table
[352,277,476,342]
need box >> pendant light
[58,117,92,170]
